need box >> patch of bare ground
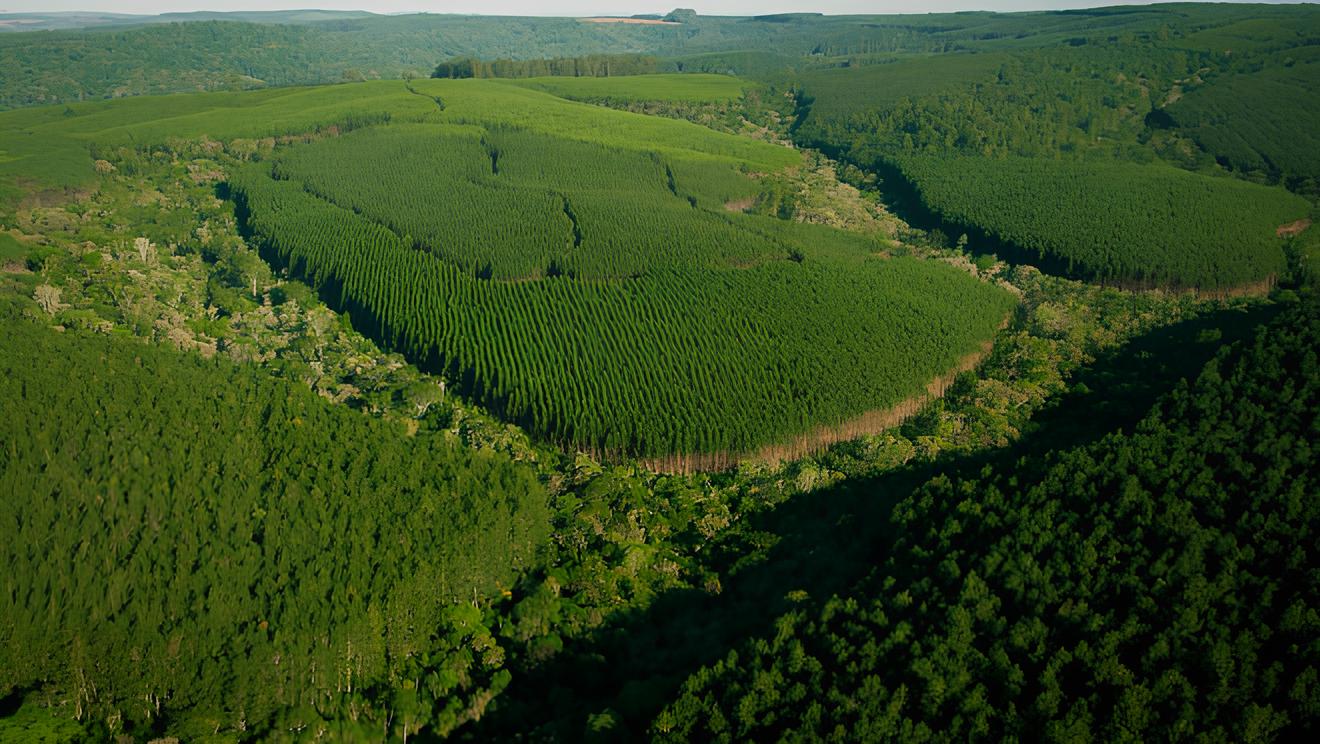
[1278,218,1312,238]
[638,313,1011,474]
[580,17,679,25]
[15,179,93,211]
[724,196,756,212]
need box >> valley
[0,4,1317,741]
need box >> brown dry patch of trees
[1277,218,1312,237]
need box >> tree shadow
[465,457,941,742]
[465,299,1282,741]
[1016,301,1281,455]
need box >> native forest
[0,3,1318,741]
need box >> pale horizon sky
[0,1,1312,19]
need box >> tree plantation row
[0,79,1019,462]
[0,78,796,218]
[1168,49,1320,195]
[788,18,1318,289]
[233,127,1015,458]
[267,124,770,281]
[893,155,1305,290]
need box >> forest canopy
[0,3,1317,741]
[656,296,1320,742]
[0,315,551,739]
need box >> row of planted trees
[793,42,1312,291]
[893,154,1304,290]
[272,124,787,281]
[232,131,1015,459]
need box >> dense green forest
[0,3,1315,111]
[0,313,550,740]
[1167,47,1320,193]
[1,4,1318,742]
[655,296,1320,741]
[504,73,749,105]
[0,18,686,108]
[433,54,663,80]
[779,6,1320,287]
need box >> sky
[1,1,1305,18]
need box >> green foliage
[787,9,1320,290]
[3,7,1318,740]
[433,54,662,80]
[795,52,1007,125]
[666,50,800,79]
[0,75,792,211]
[794,44,1195,161]
[5,3,1316,114]
[0,703,85,743]
[0,78,1004,465]
[0,16,703,110]
[414,79,796,171]
[0,317,551,739]
[656,296,1320,741]
[1169,49,1320,194]
[234,147,1014,458]
[267,124,773,280]
[506,73,749,104]
[1291,223,1320,289]
[0,80,437,203]
[893,154,1306,289]
[0,232,27,264]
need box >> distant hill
[0,9,377,32]
[4,5,1319,110]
